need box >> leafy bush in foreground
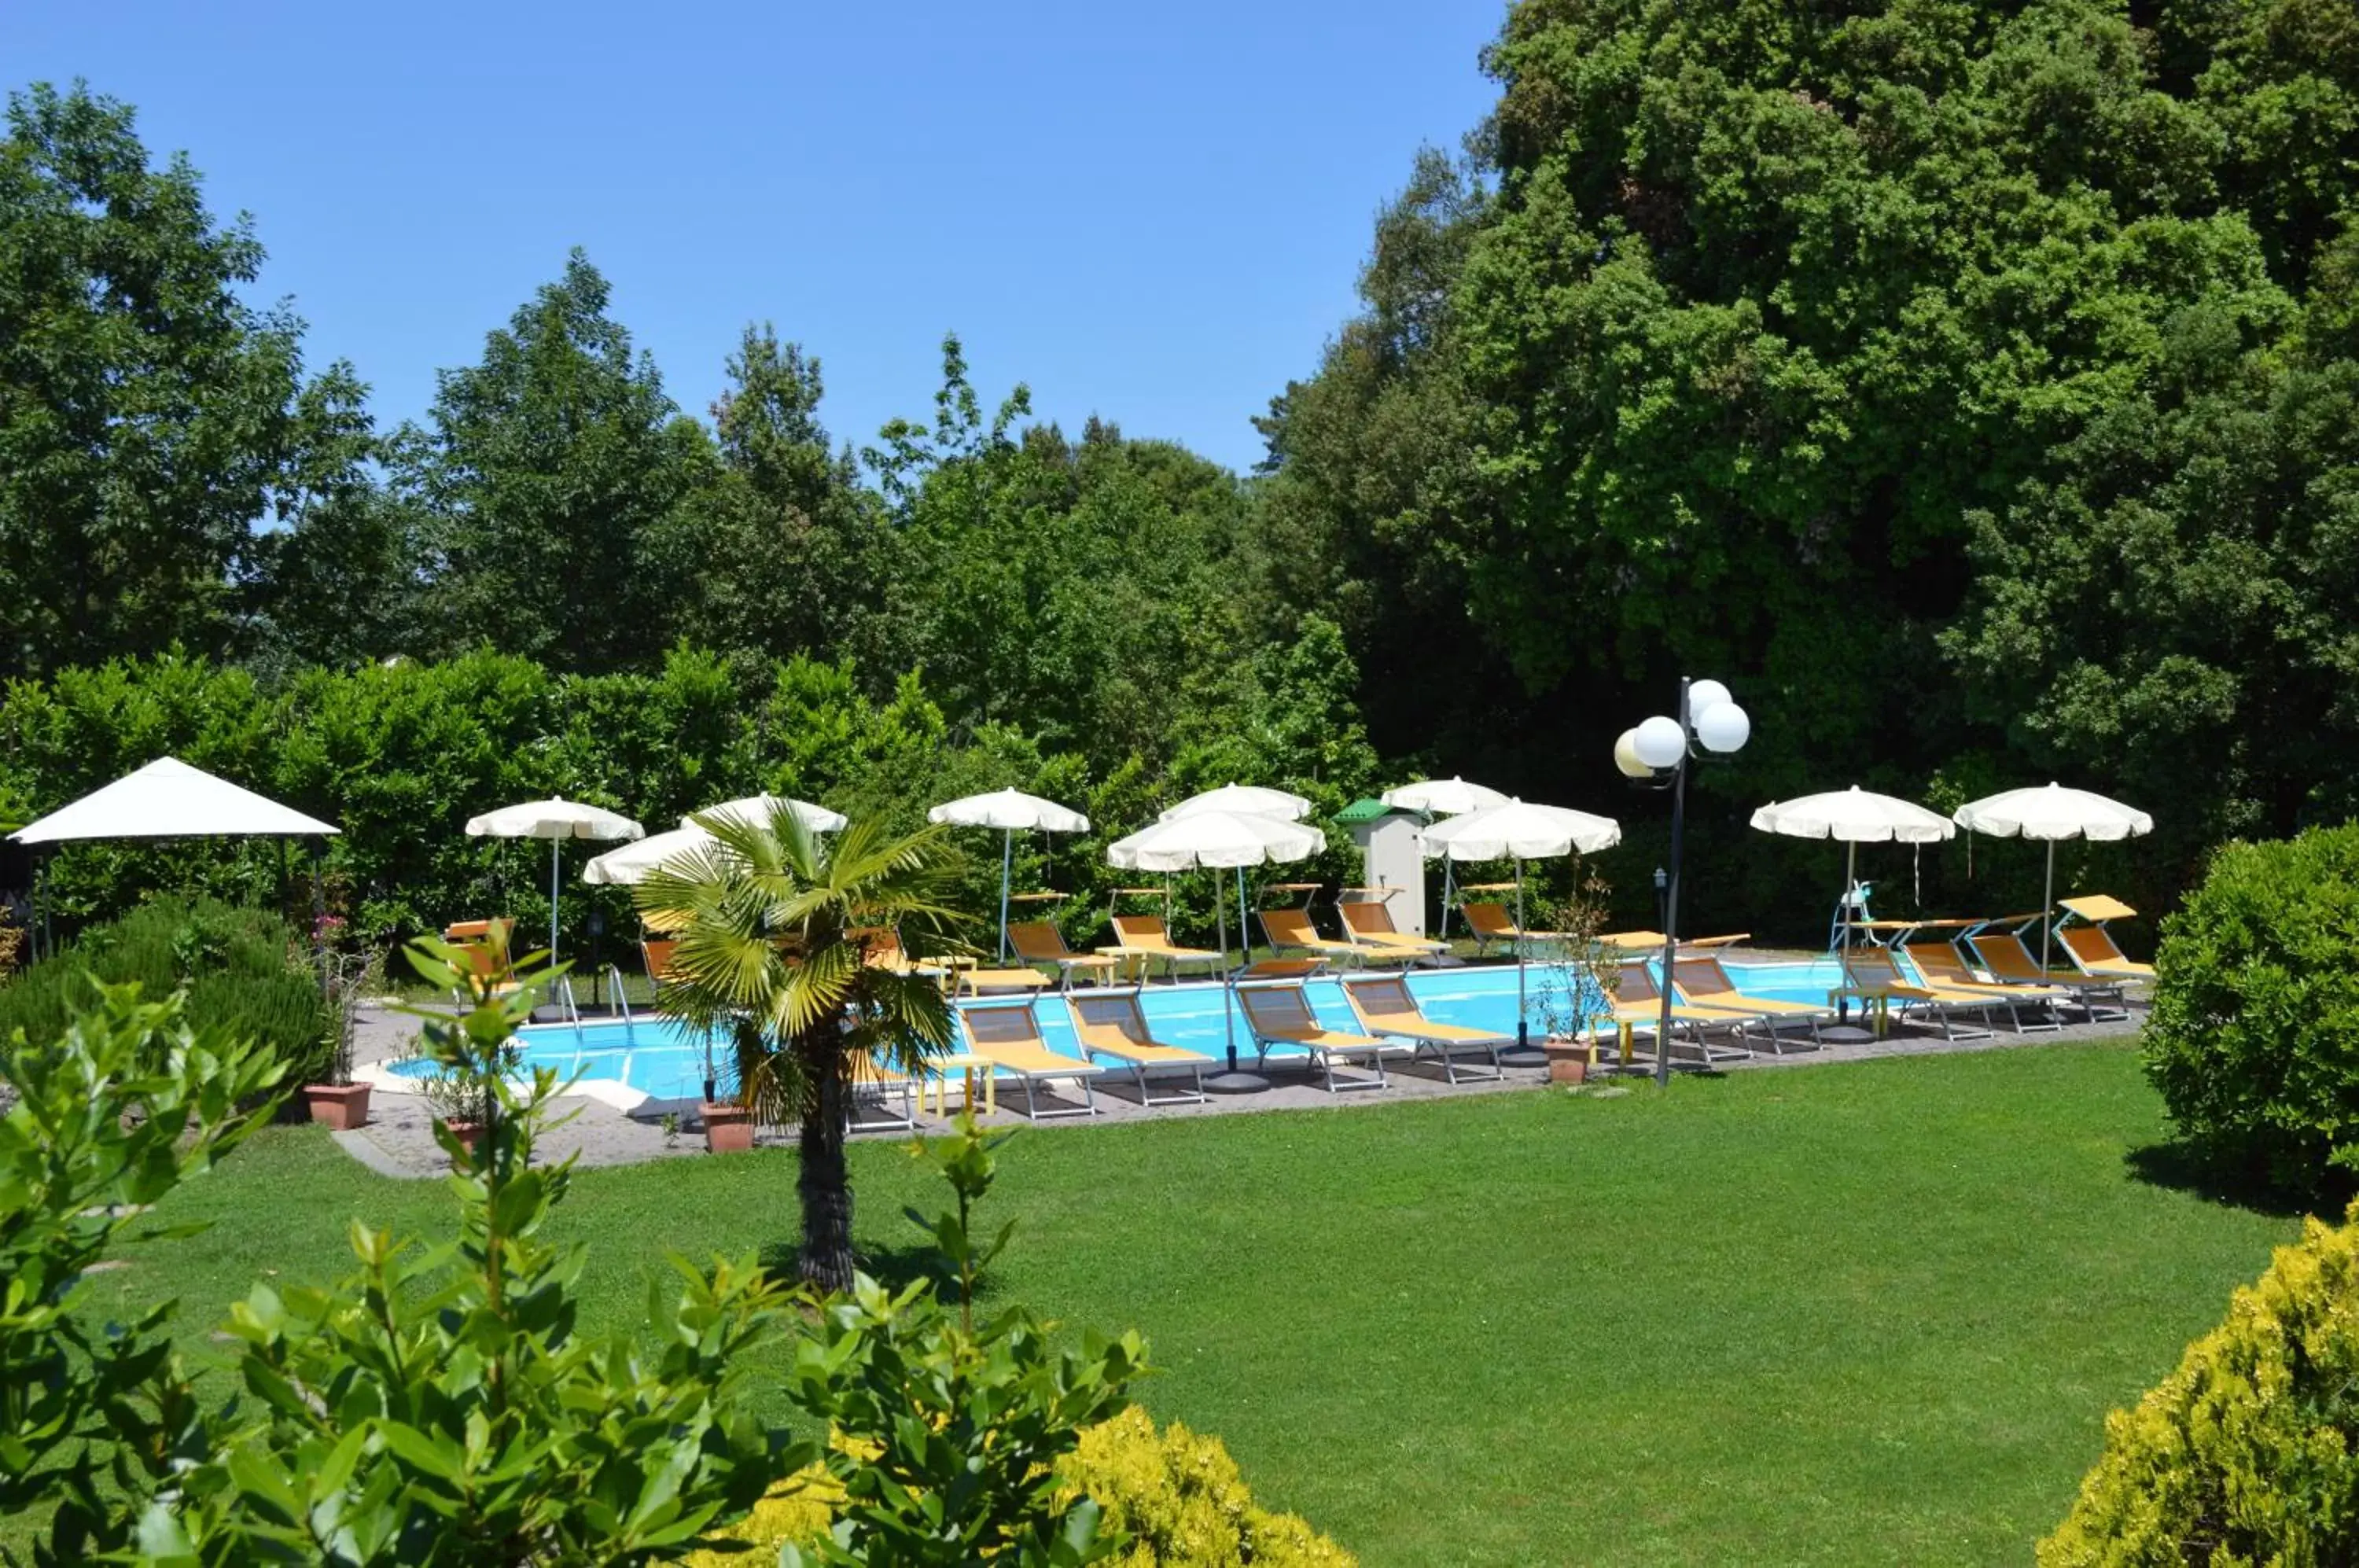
[0,897,333,1090]
[2041,1199,2359,1566]
[2142,823,2359,1199]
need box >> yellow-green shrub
[2041,1201,2359,1566]
[689,1408,1356,1566]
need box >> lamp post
[1615,679,1751,1088]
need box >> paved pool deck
[334,963,2151,1178]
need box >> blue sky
[12,1,1505,473]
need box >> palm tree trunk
[797,1036,856,1294]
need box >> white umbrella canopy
[929,789,1091,958]
[13,756,339,843]
[582,826,706,887]
[1954,783,2153,970]
[1381,776,1511,817]
[466,797,645,963]
[1417,800,1623,1047]
[687,793,846,834]
[1750,786,1954,950]
[1161,783,1312,823]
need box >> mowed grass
[83,1040,2292,1566]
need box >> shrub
[0,896,334,1088]
[2040,1200,2359,1566]
[2141,823,2359,1199]
[689,1410,1357,1568]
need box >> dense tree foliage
[6,9,2357,944]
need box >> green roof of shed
[1333,797,1404,823]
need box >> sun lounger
[443,918,523,999]
[845,1048,919,1134]
[1966,930,2129,1021]
[1611,959,1752,1064]
[1459,901,1566,958]
[1837,949,2002,1040]
[1006,920,1121,990]
[1667,955,1829,1052]
[2054,896,2155,982]
[1339,974,1507,1083]
[1234,983,1398,1092]
[1337,900,1448,962]
[1897,942,2064,1032]
[1103,914,1227,983]
[1066,991,1210,1106]
[1259,907,1364,966]
[1233,957,1330,981]
[954,1002,1105,1121]
[955,966,1051,997]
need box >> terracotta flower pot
[438,1118,487,1165]
[304,1081,372,1130]
[701,1101,754,1154]
[1540,1039,1591,1085]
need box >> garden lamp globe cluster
[1615,679,1751,778]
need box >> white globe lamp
[1613,729,1652,778]
[1695,701,1751,754]
[1632,716,1687,770]
[1686,679,1733,717]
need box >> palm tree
[636,804,966,1292]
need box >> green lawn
[84,1041,2291,1566]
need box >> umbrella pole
[2041,840,2055,974]
[998,829,1013,961]
[1215,868,1228,970]
[549,838,561,965]
[1843,841,1857,950]
[1515,858,1528,1050]
[1236,866,1249,963]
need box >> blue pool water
[386,959,1849,1104]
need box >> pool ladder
[602,963,636,1043]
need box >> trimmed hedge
[0,897,331,1088]
[2041,1200,2359,1566]
[2142,822,2359,1198]
[686,1407,1355,1566]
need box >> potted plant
[1528,880,1620,1084]
[419,1054,505,1161]
[303,950,381,1130]
[700,1098,754,1154]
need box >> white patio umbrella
[688,793,847,834]
[1952,783,2152,972]
[1749,786,1955,948]
[1419,798,1622,1047]
[1107,808,1326,1085]
[1160,783,1312,823]
[582,825,705,886]
[929,788,1090,959]
[465,796,645,963]
[1382,776,1511,937]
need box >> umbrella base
[1203,1070,1273,1095]
[1496,1046,1548,1069]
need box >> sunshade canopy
[1750,786,1954,844]
[582,826,706,886]
[1160,783,1312,823]
[1108,809,1324,870]
[1951,783,2151,842]
[928,788,1088,832]
[13,757,338,844]
[1382,776,1510,817]
[1417,798,1621,860]
[465,796,644,842]
[687,794,846,833]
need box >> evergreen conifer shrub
[2042,1201,2359,1566]
[2142,823,2359,1199]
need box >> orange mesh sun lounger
[1007,920,1120,990]
[1966,929,2129,1021]
[1103,914,1226,983]
[1234,983,1398,1093]
[1459,901,1565,956]
[1838,948,2004,1040]
[2054,896,2154,981]
[954,1001,1105,1121]
[1340,973,1507,1083]
[1337,900,1448,962]
[1259,907,1364,965]
[1667,954,1830,1052]
[1899,942,2064,1032]
[1066,991,1211,1106]
[1610,959,1751,1064]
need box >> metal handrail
[602,963,635,1043]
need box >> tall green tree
[636,807,965,1293]
[407,249,709,672]
[0,82,304,677]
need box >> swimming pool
[383,958,1849,1106]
